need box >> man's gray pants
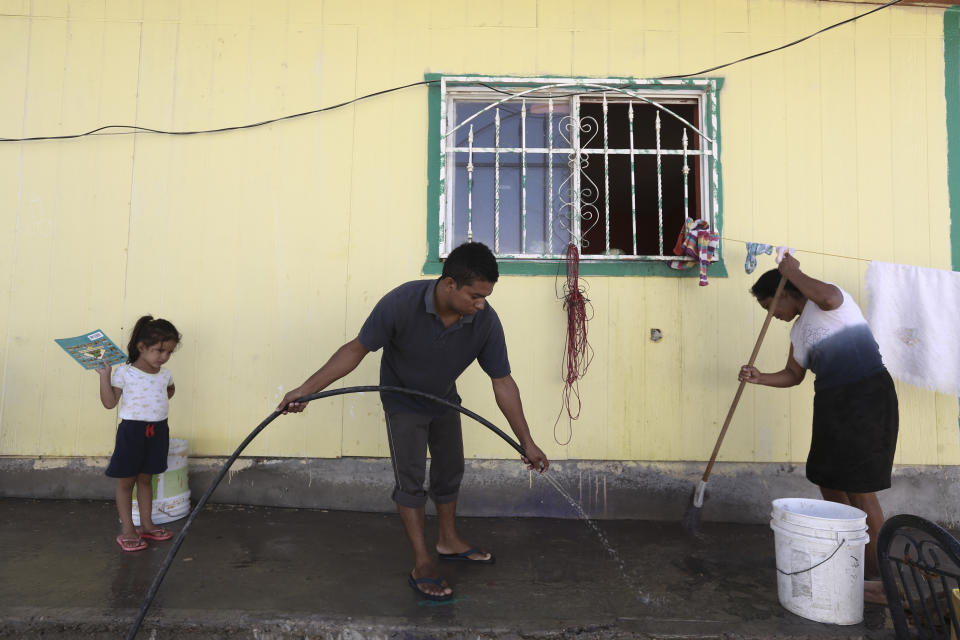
[385,410,463,508]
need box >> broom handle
[700,275,787,482]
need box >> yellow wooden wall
[0,0,956,467]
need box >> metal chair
[878,514,960,639]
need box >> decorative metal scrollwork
[554,115,601,249]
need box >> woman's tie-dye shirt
[790,287,885,391]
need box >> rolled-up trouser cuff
[429,489,459,505]
[392,486,429,508]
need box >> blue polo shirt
[357,279,511,415]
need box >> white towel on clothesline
[865,261,960,397]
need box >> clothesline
[721,236,873,263]
[672,222,873,286]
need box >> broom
[682,274,787,534]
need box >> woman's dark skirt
[806,369,899,493]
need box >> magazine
[55,330,127,369]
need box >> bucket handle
[776,538,846,576]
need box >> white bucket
[770,498,870,625]
[132,438,190,526]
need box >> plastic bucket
[132,438,190,526]
[770,498,870,625]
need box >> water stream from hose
[539,472,658,606]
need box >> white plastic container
[132,438,190,526]
[770,498,870,625]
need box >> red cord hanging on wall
[555,243,593,445]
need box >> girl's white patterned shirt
[111,364,174,421]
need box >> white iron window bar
[438,76,721,263]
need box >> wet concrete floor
[1,497,894,639]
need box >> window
[425,75,725,276]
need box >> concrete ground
[1,497,896,640]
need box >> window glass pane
[453,152,494,248]
[452,101,525,149]
[494,152,522,254]
[453,102,494,148]
[551,163,576,252]
[497,103,523,150]
[525,101,572,150]
[453,151,572,255]
[519,153,551,256]
[451,151,523,253]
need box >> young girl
[97,315,181,552]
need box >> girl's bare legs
[115,477,139,540]
[135,473,159,533]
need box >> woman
[739,254,898,604]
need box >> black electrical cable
[659,0,905,79]
[125,384,527,640]
[477,0,907,95]
[0,80,438,143]
[4,0,905,144]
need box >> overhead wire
[1,0,906,144]
[659,0,905,79]
[0,80,435,142]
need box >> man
[278,242,549,602]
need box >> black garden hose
[126,385,527,640]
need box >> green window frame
[424,74,727,277]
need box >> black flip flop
[438,547,495,564]
[407,573,453,601]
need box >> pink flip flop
[137,527,173,541]
[116,535,148,552]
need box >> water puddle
[417,596,467,607]
[539,472,659,606]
